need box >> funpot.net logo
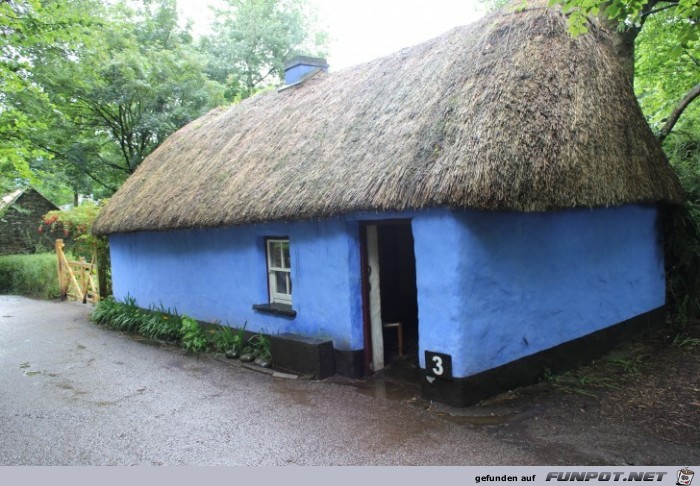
[545,472,668,482]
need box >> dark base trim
[269,333,335,379]
[421,306,666,407]
[334,349,365,378]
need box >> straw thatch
[93,1,683,235]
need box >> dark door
[360,220,418,374]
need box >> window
[266,238,292,306]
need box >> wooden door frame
[359,223,372,375]
[358,219,413,375]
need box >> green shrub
[233,323,248,353]
[180,316,209,354]
[107,295,143,333]
[209,322,247,354]
[91,296,122,324]
[0,253,60,298]
[664,203,700,327]
[92,298,254,356]
[209,325,236,353]
[664,133,700,328]
[248,333,271,359]
[93,296,181,341]
[139,310,181,342]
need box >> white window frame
[266,238,292,306]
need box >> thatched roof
[93,1,683,236]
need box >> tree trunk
[97,238,112,298]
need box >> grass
[671,333,700,348]
[608,356,648,374]
[542,350,654,397]
[0,253,60,299]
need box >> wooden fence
[55,239,100,304]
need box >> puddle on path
[350,379,419,402]
[351,376,538,426]
[338,358,541,428]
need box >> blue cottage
[93,4,683,406]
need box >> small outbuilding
[0,188,60,256]
[93,3,683,405]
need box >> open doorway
[360,221,418,374]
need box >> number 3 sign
[425,351,453,381]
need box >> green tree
[634,10,699,143]
[200,0,328,101]
[0,0,98,193]
[2,0,225,202]
[32,0,225,199]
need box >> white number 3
[431,356,444,375]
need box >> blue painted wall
[412,205,664,377]
[110,219,364,351]
[110,204,663,378]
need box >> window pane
[267,238,291,304]
[275,271,289,295]
[282,241,290,269]
[270,241,283,268]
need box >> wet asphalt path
[0,295,538,465]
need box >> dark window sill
[252,303,297,318]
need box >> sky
[177,0,486,71]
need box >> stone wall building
[0,188,60,256]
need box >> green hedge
[0,253,60,299]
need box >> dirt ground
[425,321,700,465]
